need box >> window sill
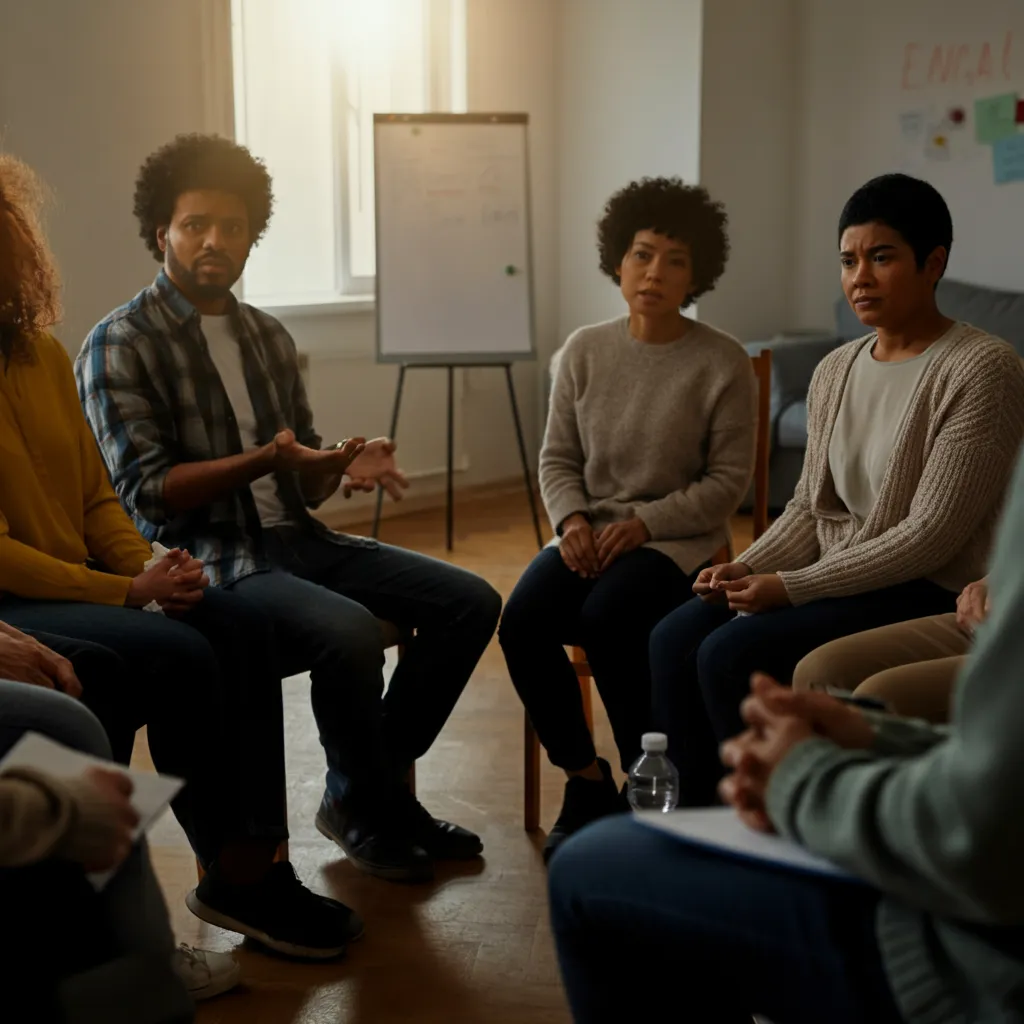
[252,294,376,318]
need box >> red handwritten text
[902,30,1014,89]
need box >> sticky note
[899,110,926,142]
[993,134,1024,185]
[975,93,1019,144]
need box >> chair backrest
[750,350,772,542]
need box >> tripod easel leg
[504,364,543,550]
[373,364,407,539]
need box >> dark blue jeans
[548,816,904,1024]
[499,547,694,774]
[650,579,958,805]
[229,527,502,800]
[0,586,287,865]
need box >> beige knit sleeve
[539,338,590,532]
[780,343,1024,605]
[0,768,75,867]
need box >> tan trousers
[791,612,970,724]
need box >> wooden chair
[196,619,412,878]
[523,350,773,831]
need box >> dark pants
[499,547,693,774]
[548,816,903,1024]
[0,586,287,866]
[0,683,193,1024]
[649,579,958,805]
[229,527,502,800]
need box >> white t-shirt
[828,328,955,523]
[201,314,292,528]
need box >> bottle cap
[641,732,668,753]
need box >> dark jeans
[229,527,502,801]
[548,816,904,1024]
[0,586,287,866]
[499,547,694,774]
[0,683,192,1024]
[649,579,959,805]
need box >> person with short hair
[499,177,757,861]
[649,173,1024,806]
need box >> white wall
[0,0,215,351]
[556,0,703,344]
[0,0,557,524]
[793,0,1024,329]
[278,0,559,522]
[697,0,800,341]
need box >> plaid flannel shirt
[76,270,370,586]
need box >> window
[231,0,466,311]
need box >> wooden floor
[141,493,753,1023]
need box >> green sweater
[767,451,1024,1024]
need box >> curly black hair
[133,134,274,261]
[597,177,729,307]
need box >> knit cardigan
[738,324,1024,606]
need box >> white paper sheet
[634,806,858,881]
[0,731,183,888]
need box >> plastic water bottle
[626,732,679,812]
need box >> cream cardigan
[739,323,1024,605]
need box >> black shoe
[397,789,483,861]
[185,861,362,960]
[543,758,624,865]
[316,791,434,883]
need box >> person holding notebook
[548,441,1024,1024]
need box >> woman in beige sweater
[499,178,757,861]
[650,173,1024,805]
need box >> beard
[166,239,240,302]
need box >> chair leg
[579,674,594,733]
[571,646,595,732]
[524,712,541,832]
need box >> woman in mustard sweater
[0,155,357,959]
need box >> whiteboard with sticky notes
[374,113,535,364]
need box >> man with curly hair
[498,177,758,862]
[77,134,501,886]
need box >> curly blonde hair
[0,155,62,363]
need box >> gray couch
[745,279,1024,511]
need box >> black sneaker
[185,861,362,960]
[397,789,483,861]
[315,790,434,883]
[543,758,625,865]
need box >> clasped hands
[272,429,409,501]
[558,514,651,578]
[719,673,876,833]
[125,547,208,615]
[692,561,791,614]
